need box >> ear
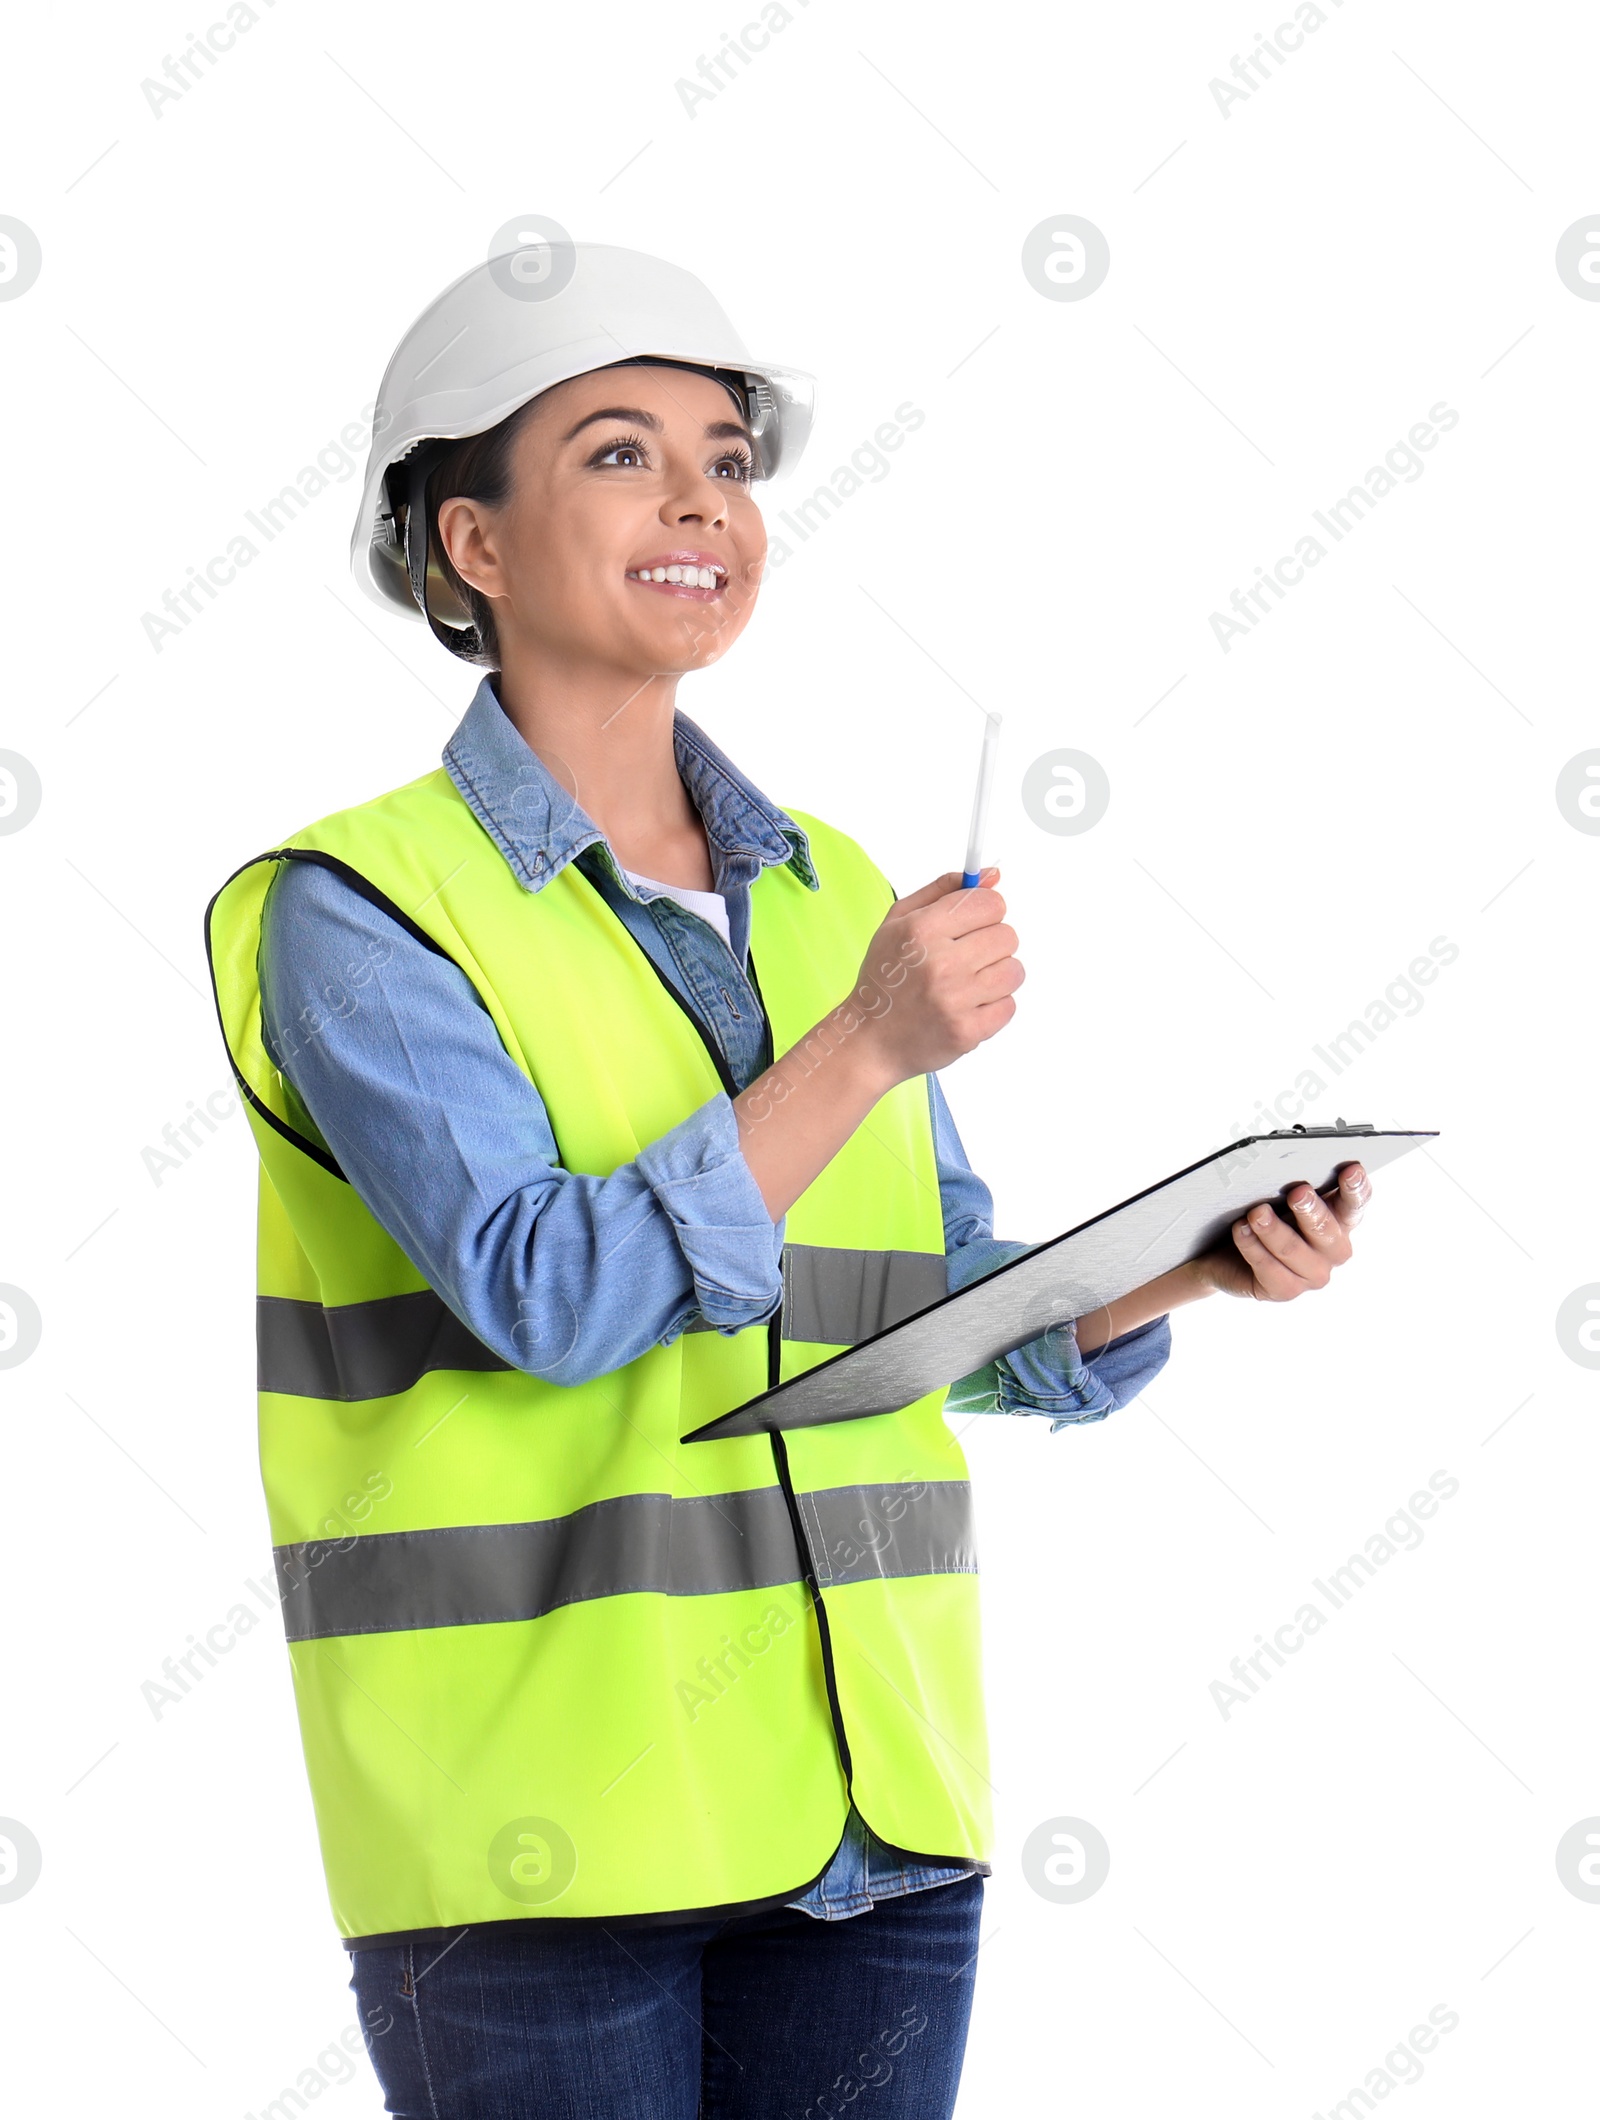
[435,494,501,600]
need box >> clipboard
[682,1122,1435,1443]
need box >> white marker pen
[961,712,1002,887]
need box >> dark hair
[421,398,542,670]
[413,357,753,669]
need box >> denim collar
[441,673,818,902]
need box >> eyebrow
[561,403,753,447]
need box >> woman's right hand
[847,866,1024,1089]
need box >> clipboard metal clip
[1264,1118,1375,1137]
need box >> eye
[589,432,653,470]
[587,432,754,483]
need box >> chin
[637,613,741,664]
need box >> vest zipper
[768,1415,856,1792]
[626,923,740,1097]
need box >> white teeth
[631,564,723,588]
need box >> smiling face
[435,363,767,684]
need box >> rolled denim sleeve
[259,857,783,1386]
[633,1092,788,1331]
[930,1075,1172,1430]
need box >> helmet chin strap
[404,447,486,663]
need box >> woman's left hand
[1194,1160,1371,1302]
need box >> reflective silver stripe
[256,1292,737,1400]
[782,1246,947,1345]
[258,1292,510,1401]
[800,1479,975,1588]
[259,1246,948,1401]
[274,1480,975,1642]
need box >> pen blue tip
[960,871,982,889]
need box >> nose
[661,463,730,533]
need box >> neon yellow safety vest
[205,764,990,1943]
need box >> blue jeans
[346,1874,984,2118]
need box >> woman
[204,242,1371,2117]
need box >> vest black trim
[336,1861,990,1953]
[202,851,346,1182]
[271,846,462,963]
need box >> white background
[2,0,1595,2112]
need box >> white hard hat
[349,240,815,653]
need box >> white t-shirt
[621,866,732,950]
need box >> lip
[627,550,730,601]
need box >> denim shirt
[259,673,1172,1924]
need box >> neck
[492,642,713,891]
